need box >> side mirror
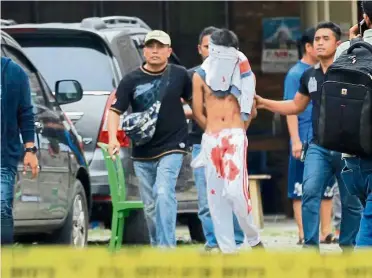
[55,80,83,105]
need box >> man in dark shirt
[255,22,362,250]
[187,26,245,252]
[1,57,39,245]
[108,30,192,248]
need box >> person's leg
[154,153,184,247]
[232,214,245,247]
[356,159,372,247]
[293,200,304,242]
[356,191,372,247]
[319,199,333,241]
[287,154,305,242]
[133,160,157,246]
[319,178,335,242]
[203,133,236,253]
[206,168,235,253]
[192,144,218,249]
[334,155,363,249]
[224,130,261,248]
[1,167,17,245]
[332,183,342,238]
[302,144,334,248]
[342,157,372,248]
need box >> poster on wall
[261,17,302,73]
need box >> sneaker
[251,241,265,250]
[204,245,220,253]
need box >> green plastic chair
[98,143,144,252]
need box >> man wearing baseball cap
[108,30,192,248]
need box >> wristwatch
[25,146,38,154]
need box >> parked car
[3,16,204,244]
[1,30,91,246]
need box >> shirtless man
[191,29,262,253]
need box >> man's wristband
[25,146,38,154]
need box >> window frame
[2,44,52,109]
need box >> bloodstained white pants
[191,128,261,253]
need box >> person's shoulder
[2,57,26,76]
[303,64,317,76]
[170,64,190,78]
[286,62,302,77]
[187,65,200,77]
[286,61,307,79]
[337,40,351,53]
[334,40,351,61]
[120,67,143,81]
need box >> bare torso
[202,82,244,133]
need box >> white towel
[200,42,256,120]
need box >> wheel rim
[72,194,86,247]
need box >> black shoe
[251,241,265,249]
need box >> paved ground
[88,217,341,253]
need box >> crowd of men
[1,1,371,252]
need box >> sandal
[320,233,339,244]
[297,238,304,245]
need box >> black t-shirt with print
[298,64,326,143]
[111,64,192,159]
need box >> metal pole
[32,0,40,23]
[224,1,230,29]
[164,1,170,33]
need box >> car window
[3,45,46,108]
[16,36,116,92]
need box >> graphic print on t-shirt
[133,79,161,111]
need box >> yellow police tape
[2,247,372,278]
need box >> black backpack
[317,40,372,157]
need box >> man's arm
[18,67,39,178]
[107,75,132,156]
[256,92,310,115]
[256,72,311,116]
[192,73,207,130]
[18,69,35,147]
[243,98,257,130]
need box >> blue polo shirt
[283,60,313,142]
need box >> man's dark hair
[315,21,342,41]
[298,27,315,56]
[198,26,219,45]
[210,28,239,49]
[362,0,372,20]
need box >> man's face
[198,35,211,61]
[314,28,340,59]
[143,40,172,66]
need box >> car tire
[48,180,89,246]
[122,209,150,245]
[187,214,205,243]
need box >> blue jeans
[1,167,16,245]
[133,153,184,247]
[342,157,372,248]
[302,144,362,248]
[192,144,245,248]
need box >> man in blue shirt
[1,57,39,245]
[283,28,336,244]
